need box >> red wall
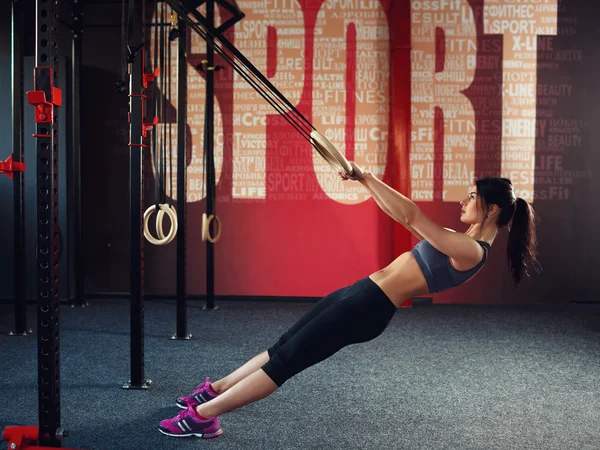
[145,0,408,298]
[80,0,598,304]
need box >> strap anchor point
[143,67,160,88]
[142,116,160,138]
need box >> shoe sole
[158,427,223,439]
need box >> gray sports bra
[411,239,491,294]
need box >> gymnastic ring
[202,213,208,242]
[144,204,177,245]
[143,204,177,245]
[202,213,222,243]
[156,205,178,243]
[157,206,178,241]
[156,204,178,244]
[206,214,222,243]
[310,131,339,169]
[310,129,353,175]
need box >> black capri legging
[262,277,397,387]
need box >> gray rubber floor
[1,299,599,450]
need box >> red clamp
[26,87,63,124]
[2,426,83,450]
[143,67,159,89]
[399,298,413,308]
[142,116,159,139]
[0,155,26,180]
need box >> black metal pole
[204,0,216,310]
[11,0,28,337]
[70,0,87,308]
[33,0,61,444]
[174,16,191,339]
[124,0,150,390]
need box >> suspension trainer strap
[115,0,128,92]
[160,3,167,205]
[153,0,160,211]
[168,14,173,202]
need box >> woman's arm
[361,179,424,241]
[359,172,420,225]
[340,165,423,239]
[341,164,482,265]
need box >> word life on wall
[151,0,585,204]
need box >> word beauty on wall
[153,0,558,204]
[411,0,558,202]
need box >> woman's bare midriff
[368,251,430,308]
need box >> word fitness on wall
[154,0,559,204]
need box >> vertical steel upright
[125,0,150,390]
[11,0,28,336]
[204,0,216,310]
[32,0,62,444]
[174,16,191,339]
[70,0,86,307]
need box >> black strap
[153,0,161,211]
[160,3,167,205]
[164,0,313,141]
[114,0,128,93]
[167,20,173,202]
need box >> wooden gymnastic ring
[156,205,178,243]
[309,129,353,175]
[156,205,178,244]
[202,213,208,242]
[143,204,177,245]
[202,213,222,243]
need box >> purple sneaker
[158,406,223,438]
[176,377,220,409]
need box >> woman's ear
[488,204,500,218]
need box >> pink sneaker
[176,377,220,409]
[158,406,223,438]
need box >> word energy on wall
[158,0,558,205]
[155,0,389,204]
[411,0,558,202]
[233,0,389,203]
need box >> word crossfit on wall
[411,0,559,202]
[158,0,389,204]
[158,0,565,204]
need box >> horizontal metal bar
[78,22,175,28]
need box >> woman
[159,163,540,439]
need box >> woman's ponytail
[507,198,540,286]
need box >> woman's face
[459,186,485,224]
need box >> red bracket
[26,87,63,124]
[2,426,83,450]
[143,67,160,89]
[0,155,26,180]
[142,116,159,139]
[399,298,413,308]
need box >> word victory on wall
[150,0,586,207]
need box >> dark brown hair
[475,177,540,286]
